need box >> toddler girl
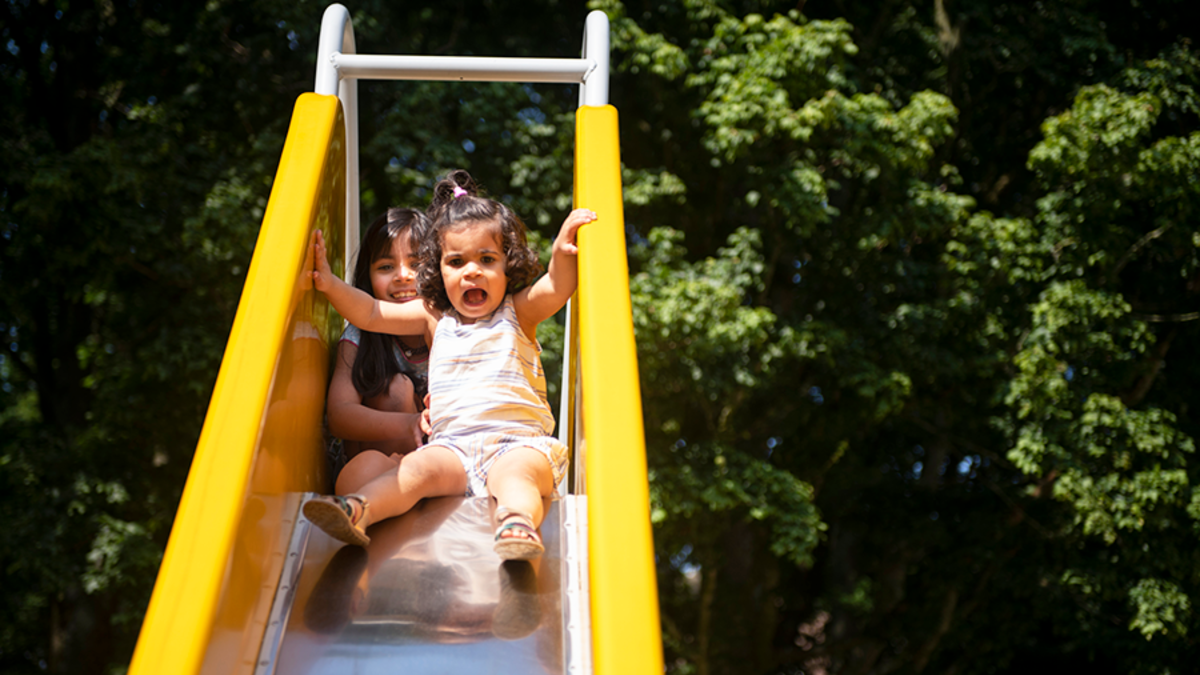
[306,169,596,560]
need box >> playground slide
[128,94,661,674]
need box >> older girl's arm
[326,340,424,452]
[311,229,430,335]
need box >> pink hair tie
[452,186,468,198]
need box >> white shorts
[421,432,568,497]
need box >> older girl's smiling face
[439,220,508,323]
[370,235,420,303]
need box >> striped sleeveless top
[427,295,556,441]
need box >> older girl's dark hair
[417,169,542,313]
[350,207,430,400]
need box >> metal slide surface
[130,94,659,675]
[267,496,581,674]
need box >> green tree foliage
[599,0,1200,673]
[0,1,586,672]
[1000,47,1200,647]
[1,1,312,671]
[4,0,1198,673]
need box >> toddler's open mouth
[464,288,488,306]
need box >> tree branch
[697,566,718,675]
[984,478,1054,538]
[934,0,961,56]
[906,413,1014,469]
[1121,327,1177,407]
[1111,223,1173,282]
[913,587,959,672]
[1129,311,1199,323]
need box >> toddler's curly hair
[417,169,543,313]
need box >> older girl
[326,208,429,492]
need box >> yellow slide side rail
[576,104,665,675]
[129,93,344,675]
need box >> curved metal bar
[315,3,359,274]
[314,4,352,95]
[580,11,611,107]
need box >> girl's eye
[481,256,496,264]
[375,264,393,272]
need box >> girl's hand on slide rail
[311,229,335,292]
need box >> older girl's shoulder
[340,323,363,346]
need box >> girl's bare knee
[398,446,466,495]
[337,449,401,494]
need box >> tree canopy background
[1,1,1197,674]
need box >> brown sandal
[303,494,371,546]
[493,507,544,560]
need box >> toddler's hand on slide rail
[554,208,597,256]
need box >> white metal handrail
[314,4,359,268]
[332,54,595,83]
[579,11,610,107]
[313,3,610,271]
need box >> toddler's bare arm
[515,208,596,337]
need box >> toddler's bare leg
[356,445,466,527]
[486,448,555,538]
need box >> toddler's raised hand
[554,208,597,256]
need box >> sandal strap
[494,507,540,542]
[337,494,369,525]
[495,520,540,542]
[495,507,533,526]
